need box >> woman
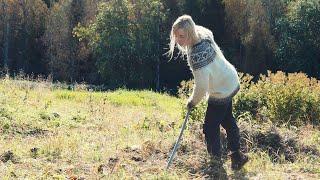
[167,15,248,171]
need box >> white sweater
[187,25,240,106]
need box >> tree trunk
[2,1,10,69]
[156,3,160,91]
[20,0,29,72]
[4,19,10,69]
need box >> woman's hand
[186,101,195,111]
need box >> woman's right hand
[186,101,194,111]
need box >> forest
[1,0,319,92]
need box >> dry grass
[0,76,319,179]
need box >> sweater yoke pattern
[189,39,216,70]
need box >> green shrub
[261,72,320,125]
[178,71,320,126]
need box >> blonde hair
[166,15,198,60]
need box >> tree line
[0,0,319,92]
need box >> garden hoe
[166,109,191,170]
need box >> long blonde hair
[166,15,198,60]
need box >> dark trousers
[203,99,240,158]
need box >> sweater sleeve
[188,69,209,106]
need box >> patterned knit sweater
[187,25,240,106]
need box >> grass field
[0,77,319,179]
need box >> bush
[251,71,320,125]
[178,71,320,126]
